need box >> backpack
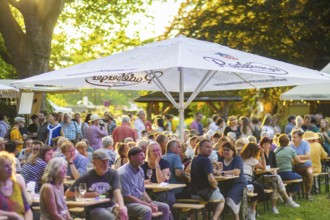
[0,121,10,140]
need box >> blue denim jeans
[278,171,302,193]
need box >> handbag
[196,186,216,201]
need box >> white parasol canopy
[13,36,330,138]
[281,63,330,101]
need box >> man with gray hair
[112,116,138,146]
[62,113,81,144]
[102,136,117,166]
[136,138,149,155]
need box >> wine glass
[79,183,87,201]
[147,169,153,181]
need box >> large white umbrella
[13,35,330,138]
[281,63,330,101]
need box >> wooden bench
[176,198,224,219]
[151,211,163,217]
[172,203,205,219]
[176,198,208,205]
[312,172,329,194]
[69,207,85,218]
[263,189,274,210]
[283,179,304,198]
[312,173,321,194]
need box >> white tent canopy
[0,80,18,91]
[281,63,330,100]
[13,36,330,138]
[48,100,73,113]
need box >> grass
[256,193,329,220]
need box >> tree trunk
[0,0,64,79]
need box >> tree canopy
[164,0,329,69]
[163,0,330,117]
[0,0,152,79]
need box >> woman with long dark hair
[240,143,265,220]
[46,112,63,146]
[21,145,53,192]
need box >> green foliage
[50,0,153,70]
[163,0,330,117]
[0,36,16,78]
[48,89,140,107]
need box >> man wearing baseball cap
[117,147,170,220]
[66,149,128,220]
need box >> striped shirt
[21,158,47,192]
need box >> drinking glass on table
[79,183,87,201]
[147,169,153,181]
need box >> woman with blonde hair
[39,157,72,220]
[0,151,33,219]
[293,115,304,133]
[141,142,174,205]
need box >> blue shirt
[284,122,295,135]
[63,121,81,141]
[290,140,312,167]
[191,154,213,193]
[67,154,88,178]
[118,163,145,199]
[290,140,310,155]
[47,123,62,146]
[21,158,47,192]
[163,151,184,193]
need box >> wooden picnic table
[32,194,110,208]
[145,183,186,193]
[214,175,239,182]
[254,168,279,175]
[63,179,75,186]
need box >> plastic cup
[75,186,82,202]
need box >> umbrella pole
[179,67,185,143]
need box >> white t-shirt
[243,157,259,177]
[261,125,275,138]
[133,118,145,138]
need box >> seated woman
[259,137,299,214]
[0,151,33,220]
[39,157,72,220]
[114,142,129,169]
[218,141,247,220]
[21,145,53,193]
[240,142,265,220]
[275,134,305,199]
[141,142,175,206]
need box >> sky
[126,0,183,40]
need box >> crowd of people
[0,110,329,220]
